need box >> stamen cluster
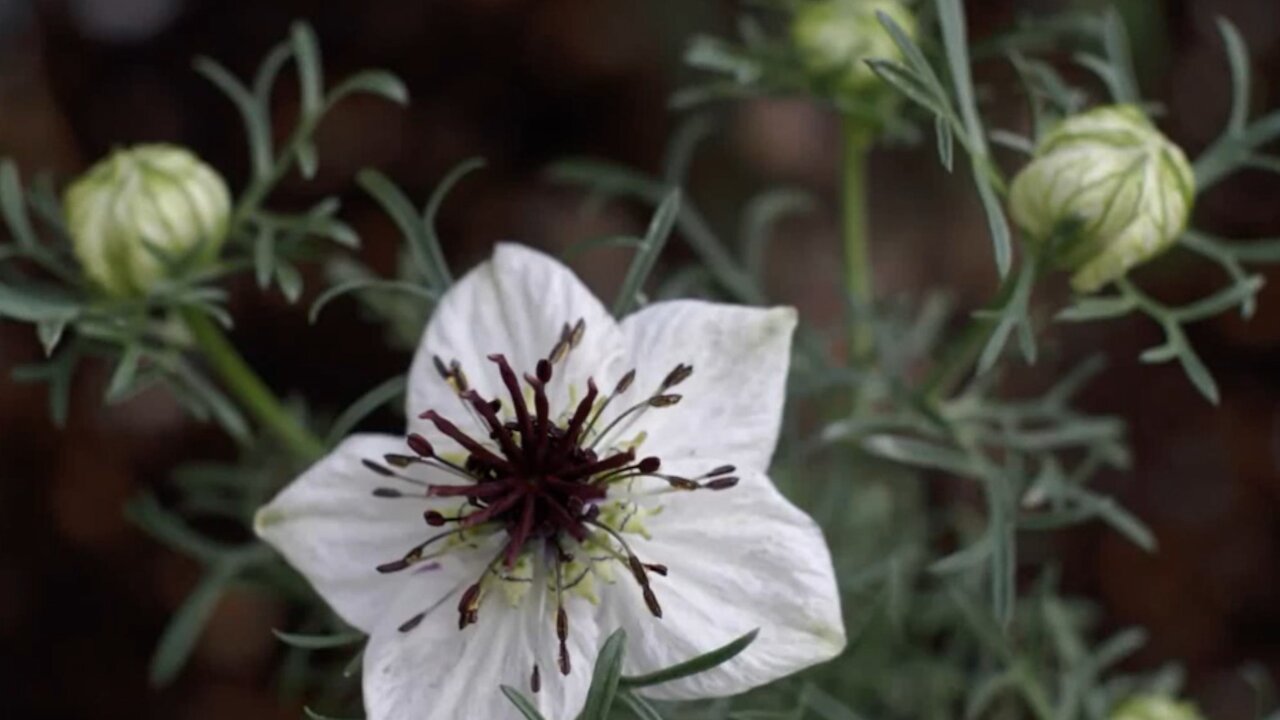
[360,319,737,685]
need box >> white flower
[255,244,846,719]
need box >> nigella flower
[255,244,845,719]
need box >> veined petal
[406,243,625,439]
[613,301,796,472]
[254,434,479,632]
[364,571,601,720]
[596,460,845,699]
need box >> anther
[642,587,663,618]
[614,369,636,395]
[660,363,693,390]
[377,559,412,574]
[537,359,553,383]
[384,454,417,468]
[637,456,661,474]
[362,459,395,477]
[648,394,682,408]
[665,476,700,490]
[704,465,736,478]
[531,664,542,694]
[432,355,450,380]
[407,433,434,457]
[372,487,404,498]
[458,583,482,629]
[398,612,426,633]
[569,318,586,348]
[424,510,447,526]
[705,476,739,490]
[644,563,668,576]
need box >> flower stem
[921,267,1021,400]
[181,308,327,462]
[842,116,874,363]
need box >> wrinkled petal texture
[364,570,601,720]
[597,459,846,699]
[615,301,796,472]
[254,434,476,632]
[406,243,624,442]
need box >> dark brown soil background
[1,0,1278,718]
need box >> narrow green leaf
[0,284,80,323]
[193,58,273,180]
[326,374,408,447]
[423,157,486,288]
[929,535,992,575]
[974,166,1012,277]
[358,169,442,288]
[254,225,276,289]
[1217,17,1251,135]
[740,188,814,279]
[1174,336,1219,405]
[272,629,365,650]
[619,692,666,720]
[0,159,39,249]
[501,686,548,720]
[580,629,628,720]
[1100,8,1140,104]
[149,562,237,686]
[1056,295,1136,322]
[329,70,410,106]
[936,115,955,171]
[290,22,324,119]
[862,434,981,477]
[276,262,304,304]
[621,629,758,688]
[1173,275,1264,322]
[613,189,680,316]
[106,345,143,403]
[309,278,436,324]
[36,318,68,357]
[297,141,319,179]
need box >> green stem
[181,308,326,462]
[842,116,874,362]
[922,258,1036,401]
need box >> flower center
[360,318,737,689]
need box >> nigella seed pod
[64,144,231,297]
[1109,696,1203,720]
[791,0,915,100]
[1008,105,1195,293]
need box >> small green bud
[64,144,231,297]
[1008,105,1195,293]
[1110,695,1204,720]
[791,0,915,99]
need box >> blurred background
[1,0,1278,717]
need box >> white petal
[254,434,476,632]
[406,243,625,439]
[595,461,845,699]
[364,571,602,720]
[613,301,797,472]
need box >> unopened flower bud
[791,0,915,99]
[64,144,231,297]
[1008,105,1195,293]
[1109,695,1204,720]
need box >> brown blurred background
[1,0,1279,718]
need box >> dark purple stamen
[366,318,728,680]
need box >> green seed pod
[1110,695,1204,720]
[64,144,231,297]
[791,0,915,100]
[1008,105,1195,293]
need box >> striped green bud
[1110,695,1204,720]
[64,144,231,297]
[1009,105,1195,293]
[791,0,915,99]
